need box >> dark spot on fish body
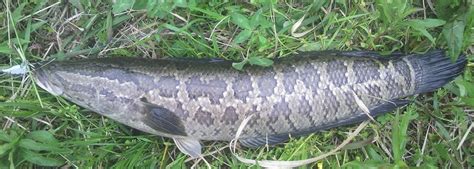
[99,89,116,101]
[70,83,96,96]
[353,60,381,83]
[222,107,238,125]
[245,105,262,134]
[194,108,214,126]
[366,83,383,99]
[270,100,291,125]
[172,61,193,71]
[257,70,277,97]
[281,66,299,94]
[384,74,403,97]
[326,60,348,87]
[208,79,227,102]
[84,68,130,83]
[297,97,312,113]
[185,76,227,104]
[232,73,253,102]
[337,90,357,116]
[156,76,180,97]
[212,128,222,136]
[174,102,190,119]
[72,67,157,92]
[279,99,299,131]
[321,89,339,121]
[393,59,412,90]
[302,63,320,91]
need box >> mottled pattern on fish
[32,50,465,155]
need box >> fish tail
[408,50,467,94]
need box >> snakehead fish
[24,50,465,157]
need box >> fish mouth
[33,68,64,96]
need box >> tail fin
[408,50,467,94]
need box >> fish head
[32,63,64,96]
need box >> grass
[0,0,473,168]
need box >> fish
[23,50,466,157]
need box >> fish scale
[28,50,466,157]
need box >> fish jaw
[33,67,64,96]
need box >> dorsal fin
[140,97,187,136]
[164,57,231,64]
[316,50,405,59]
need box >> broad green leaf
[442,14,466,60]
[189,6,225,20]
[24,21,32,49]
[12,3,26,22]
[0,143,13,157]
[248,56,273,67]
[0,101,45,111]
[30,21,46,32]
[258,35,270,51]
[112,14,132,25]
[432,141,462,168]
[106,11,113,42]
[0,131,12,142]
[434,0,462,20]
[250,9,266,29]
[173,0,187,8]
[0,110,38,117]
[258,35,268,46]
[149,1,174,18]
[367,146,383,161]
[133,0,147,10]
[231,13,252,30]
[404,19,445,43]
[456,80,474,97]
[21,149,64,167]
[112,0,136,14]
[392,105,417,163]
[298,42,323,51]
[232,60,247,71]
[18,139,63,152]
[84,14,98,31]
[163,24,183,33]
[342,160,392,168]
[146,0,158,16]
[251,0,278,6]
[27,131,58,144]
[463,97,474,107]
[416,19,447,28]
[68,0,84,11]
[233,30,252,44]
[0,43,13,55]
[376,0,413,24]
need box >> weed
[0,0,472,168]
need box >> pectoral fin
[141,97,187,136]
[173,138,202,158]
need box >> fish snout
[33,68,64,96]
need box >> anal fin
[291,99,411,138]
[173,138,202,158]
[239,135,290,148]
[240,99,410,148]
